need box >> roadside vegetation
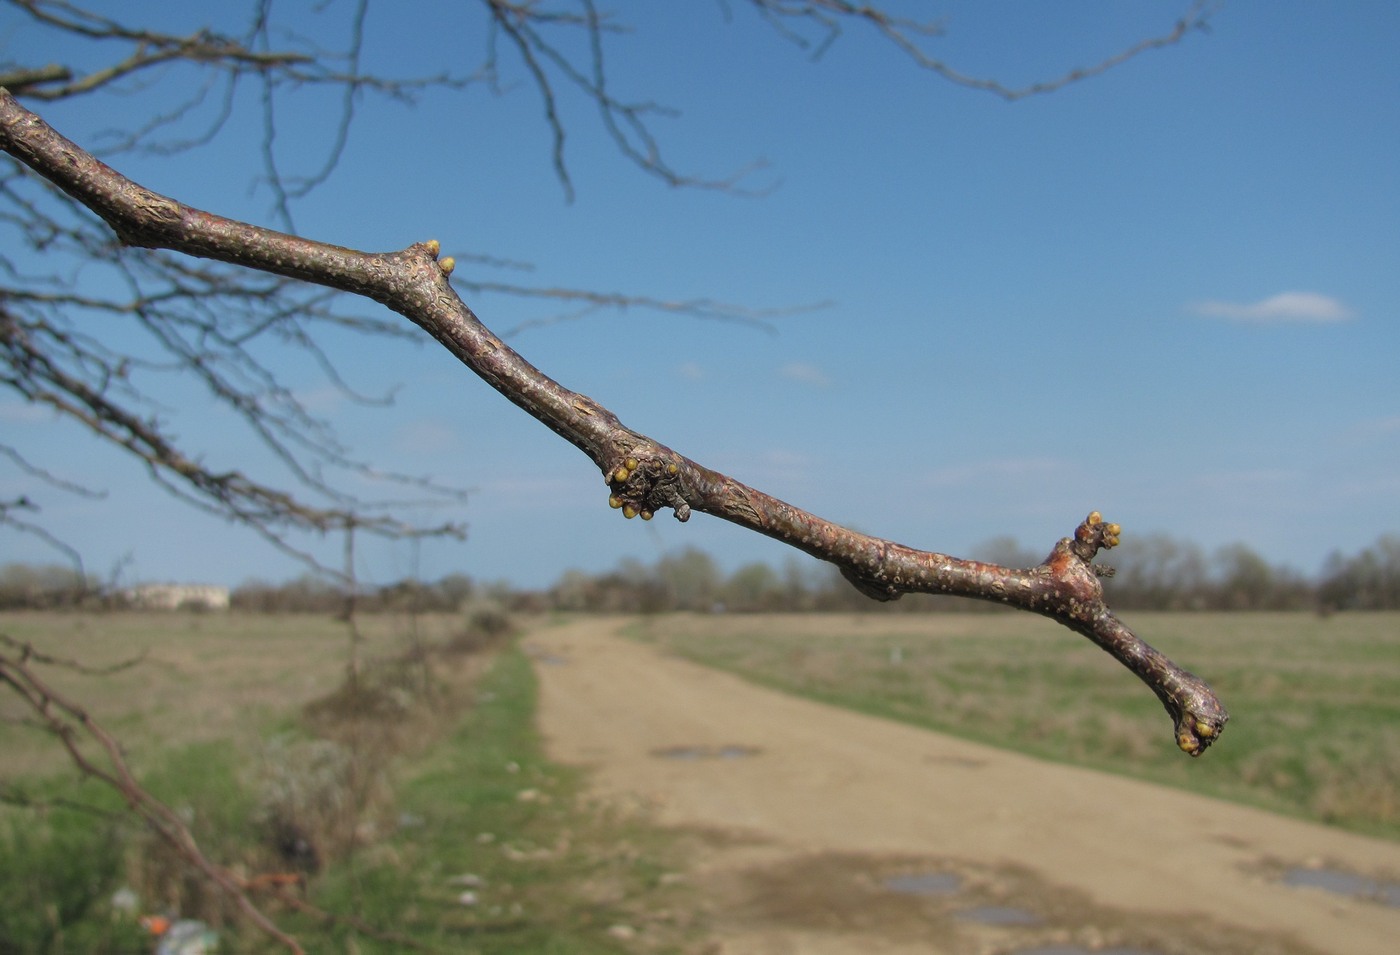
[0,612,694,953]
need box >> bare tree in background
[1,2,1227,949]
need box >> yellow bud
[1177,731,1197,754]
[613,466,630,483]
[640,510,653,521]
[622,504,638,519]
[1087,511,1102,525]
[1195,720,1216,739]
[440,257,456,275]
[1106,523,1121,537]
[425,239,440,256]
[625,457,638,471]
[608,495,623,509]
[666,462,679,475]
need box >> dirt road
[529,617,1400,955]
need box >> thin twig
[0,634,306,953]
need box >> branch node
[839,566,903,602]
[604,447,691,523]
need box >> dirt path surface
[529,617,1400,955]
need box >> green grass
[298,644,691,953]
[0,612,693,953]
[0,784,147,953]
[629,611,1400,840]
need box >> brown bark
[0,88,1227,756]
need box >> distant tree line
[0,563,93,610]
[228,573,478,615]
[3,534,1399,613]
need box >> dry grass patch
[0,611,464,778]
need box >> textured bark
[0,89,1227,755]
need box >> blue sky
[4,1,1398,589]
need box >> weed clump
[254,736,365,874]
[444,605,516,657]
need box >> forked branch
[0,89,1227,755]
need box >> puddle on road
[523,643,569,665]
[956,904,1042,926]
[722,849,1305,955]
[923,754,986,769]
[1281,866,1400,907]
[882,871,962,896]
[1008,948,1162,955]
[650,744,762,760]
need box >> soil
[528,617,1400,955]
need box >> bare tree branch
[0,144,474,574]
[0,629,306,953]
[0,89,1229,757]
[744,0,1221,99]
[0,6,1229,947]
[0,1,1220,571]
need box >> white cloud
[1344,414,1400,442]
[779,361,832,388]
[294,385,351,413]
[0,402,55,424]
[921,457,1069,489]
[481,475,587,501]
[1186,468,1297,491]
[393,419,460,454]
[1190,291,1353,323]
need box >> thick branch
[0,88,1227,755]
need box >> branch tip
[1071,511,1122,561]
[1176,707,1228,757]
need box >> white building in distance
[125,583,230,611]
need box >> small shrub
[445,607,515,656]
[255,736,371,872]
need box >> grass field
[0,612,429,780]
[4,609,1397,951]
[0,612,691,954]
[630,611,1400,841]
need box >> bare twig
[0,630,305,953]
[1,1,1219,573]
[0,90,1228,756]
[0,631,144,674]
[746,0,1220,100]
